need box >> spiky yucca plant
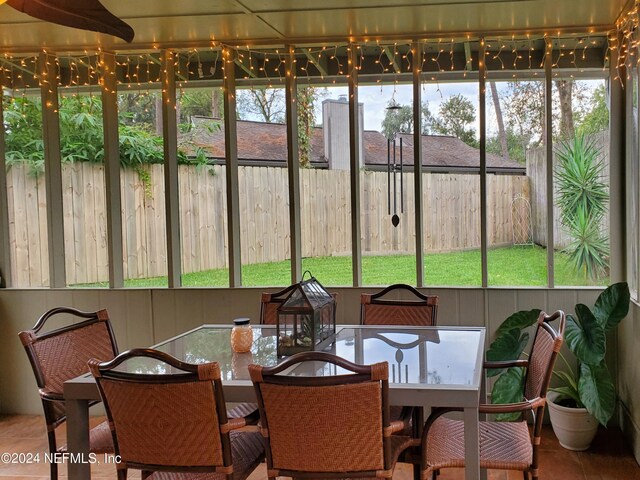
[554,134,609,280]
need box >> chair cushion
[148,430,264,480]
[424,417,533,472]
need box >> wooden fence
[526,131,610,249]
[6,163,529,286]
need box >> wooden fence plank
[7,164,530,284]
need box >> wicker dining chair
[259,284,298,325]
[420,310,566,480]
[360,284,439,458]
[18,307,118,480]
[360,284,438,327]
[260,285,338,325]
[89,348,265,480]
[249,351,417,479]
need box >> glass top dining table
[64,324,486,480]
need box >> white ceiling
[0,0,630,52]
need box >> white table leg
[66,398,91,480]
[464,406,480,479]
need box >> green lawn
[76,245,608,288]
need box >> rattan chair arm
[478,398,542,414]
[483,359,529,370]
[397,405,413,424]
[39,389,64,402]
[221,417,247,433]
[386,420,406,436]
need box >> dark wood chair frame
[360,283,439,472]
[18,307,118,480]
[420,310,566,480]
[360,283,439,326]
[89,348,263,480]
[260,285,338,325]
[259,284,297,325]
[249,351,416,479]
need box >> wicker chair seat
[388,434,418,462]
[227,403,259,419]
[148,430,264,480]
[423,417,532,473]
[57,420,114,454]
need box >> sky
[312,79,604,138]
[235,78,605,139]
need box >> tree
[236,88,286,123]
[486,129,529,163]
[578,84,609,135]
[489,81,509,159]
[117,92,159,127]
[178,88,223,123]
[381,99,434,139]
[502,81,546,147]
[297,87,315,167]
[2,94,201,177]
[500,80,591,147]
[555,79,575,138]
[432,94,477,146]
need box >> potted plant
[487,282,630,450]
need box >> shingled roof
[181,117,525,173]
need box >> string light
[0,28,620,114]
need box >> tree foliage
[297,87,317,168]
[486,129,529,163]
[431,94,477,146]
[178,88,223,123]
[381,99,434,139]
[578,84,609,135]
[2,93,206,177]
[499,80,592,148]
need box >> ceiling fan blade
[6,0,134,42]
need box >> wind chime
[387,133,404,228]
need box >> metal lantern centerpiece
[276,272,336,357]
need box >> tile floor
[0,414,639,479]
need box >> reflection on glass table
[283,327,483,387]
[113,326,279,380]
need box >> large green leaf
[494,309,541,338]
[565,309,606,365]
[593,282,630,331]
[486,329,529,377]
[491,367,525,422]
[578,362,616,427]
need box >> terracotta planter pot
[547,392,599,451]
